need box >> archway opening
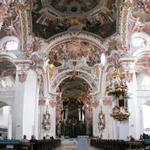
[0,103,12,139]
[0,59,16,139]
[143,103,150,135]
[56,77,93,138]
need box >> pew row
[0,139,61,150]
[90,139,150,150]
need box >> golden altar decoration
[106,67,130,121]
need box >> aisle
[52,138,101,150]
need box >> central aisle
[52,138,101,150]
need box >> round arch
[43,31,106,54]
[50,70,97,93]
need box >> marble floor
[52,138,101,150]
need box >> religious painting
[58,77,89,100]
[0,1,22,43]
[31,0,118,39]
[132,0,150,22]
[45,0,101,14]
[48,40,102,67]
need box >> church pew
[30,139,61,150]
[0,140,33,150]
[0,139,61,150]
[90,139,127,150]
[91,138,150,150]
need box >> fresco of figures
[132,0,150,21]
[31,0,117,39]
[48,40,102,67]
[46,0,100,14]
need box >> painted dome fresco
[31,0,118,39]
[44,0,102,14]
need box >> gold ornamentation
[42,110,51,130]
[106,67,128,98]
[106,67,130,121]
[111,106,130,121]
[98,110,105,138]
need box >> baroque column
[121,58,140,139]
[12,61,38,139]
[12,62,29,139]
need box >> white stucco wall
[22,70,37,139]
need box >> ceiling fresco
[31,0,117,39]
[132,0,150,22]
[0,1,22,42]
[44,0,101,14]
[58,77,89,100]
[48,40,102,67]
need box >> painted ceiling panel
[45,0,101,14]
[59,77,89,100]
[31,0,117,39]
[48,40,102,67]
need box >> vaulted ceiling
[44,0,101,14]
[58,77,89,100]
[31,0,118,39]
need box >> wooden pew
[0,140,33,150]
[30,139,61,150]
[127,141,143,150]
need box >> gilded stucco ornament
[106,67,130,121]
[42,110,51,131]
[98,109,105,138]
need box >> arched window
[131,32,150,49]
[0,36,19,51]
[101,53,106,65]
[5,40,18,51]
[131,37,145,48]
